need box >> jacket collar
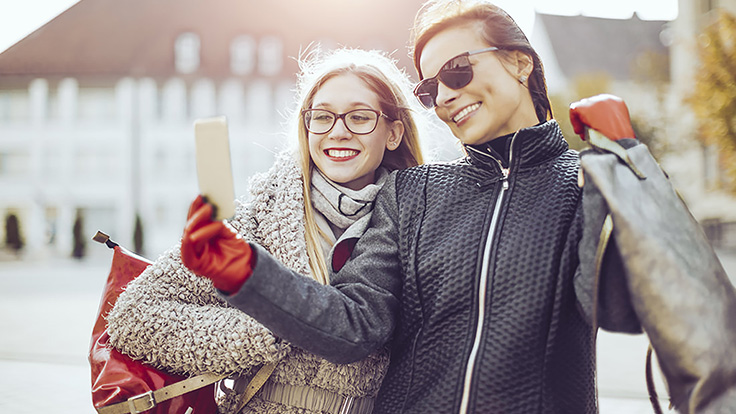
[464,120,569,172]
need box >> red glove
[569,94,635,141]
[180,195,254,294]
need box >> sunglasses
[413,46,500,109]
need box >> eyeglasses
[413,46,500,109]
[302,108,391,135]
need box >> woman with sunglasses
[105,47,424,414]
[177,2,653,414]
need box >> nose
[435,82,459,108]
[328,117,352,139]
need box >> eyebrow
[312,101,374,109]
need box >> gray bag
[580,137,736,413]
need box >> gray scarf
[310,167,389,239]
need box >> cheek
[364,135,388,161]
[434,107,451,125]
[307,137,323,164]
[308,134,320,153]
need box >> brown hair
[293,47,425,284]
[411,0,552,122]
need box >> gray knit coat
[106,152,390,414]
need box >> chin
[456,132,484,146]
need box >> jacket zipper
[458,133,516,414]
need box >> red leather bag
[89,232,221,414]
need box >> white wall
[0,76,285,259]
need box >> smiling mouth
[453,103,481,124]
[325,149,359,159]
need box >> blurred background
[0,0,735,412]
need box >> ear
[385,120,405,151]
[511,50,534,80]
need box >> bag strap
[235,361,279,412]
[96,372,226,414]
[646,345,665,414]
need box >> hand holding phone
[194,116,235,220]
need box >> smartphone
[194,116,235,221]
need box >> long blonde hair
[290,47,425,284]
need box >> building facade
[0,0,442,259]
[531,2,736,250]
[4,0,736,259]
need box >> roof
[534,12,670,81]
[0,0,424,80]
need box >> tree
[550,72,613,151]
[690,10,736,191]
[550,70,667,159]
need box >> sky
[0,0,679,55]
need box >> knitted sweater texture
[106,153,389,413]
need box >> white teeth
[327,149,359,158]
[453,103,481,123]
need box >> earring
[519,75,528,84]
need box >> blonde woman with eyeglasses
[106,47,424,414]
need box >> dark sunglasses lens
[441,68,472,89]
[440,56,473,89]
[415,80,438,109]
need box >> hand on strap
[181,195,254,294]
[569,94,635,141]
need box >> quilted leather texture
[375,121,596,414]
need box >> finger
[187,195,205,220]
[185,202,214,234]
[184,221,223,259]
[189,221,226,244]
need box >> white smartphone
[194,116,235,221]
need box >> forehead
[311,73,380,108]
[419,24,490,78]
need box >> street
[1,249,735,413]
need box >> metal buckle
[127,390,156,413]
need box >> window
[175,32,200,74]
[231,35,256,75]
[0,90,30,123]
[258,36,283,76]
[701,0,716,13]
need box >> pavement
[1,249,735,414]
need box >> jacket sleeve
[223,175,403,365]
[106,200,290,376]
[574,139,642,333]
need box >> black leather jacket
[228,121,612,413]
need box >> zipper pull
[501,167,509,190]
